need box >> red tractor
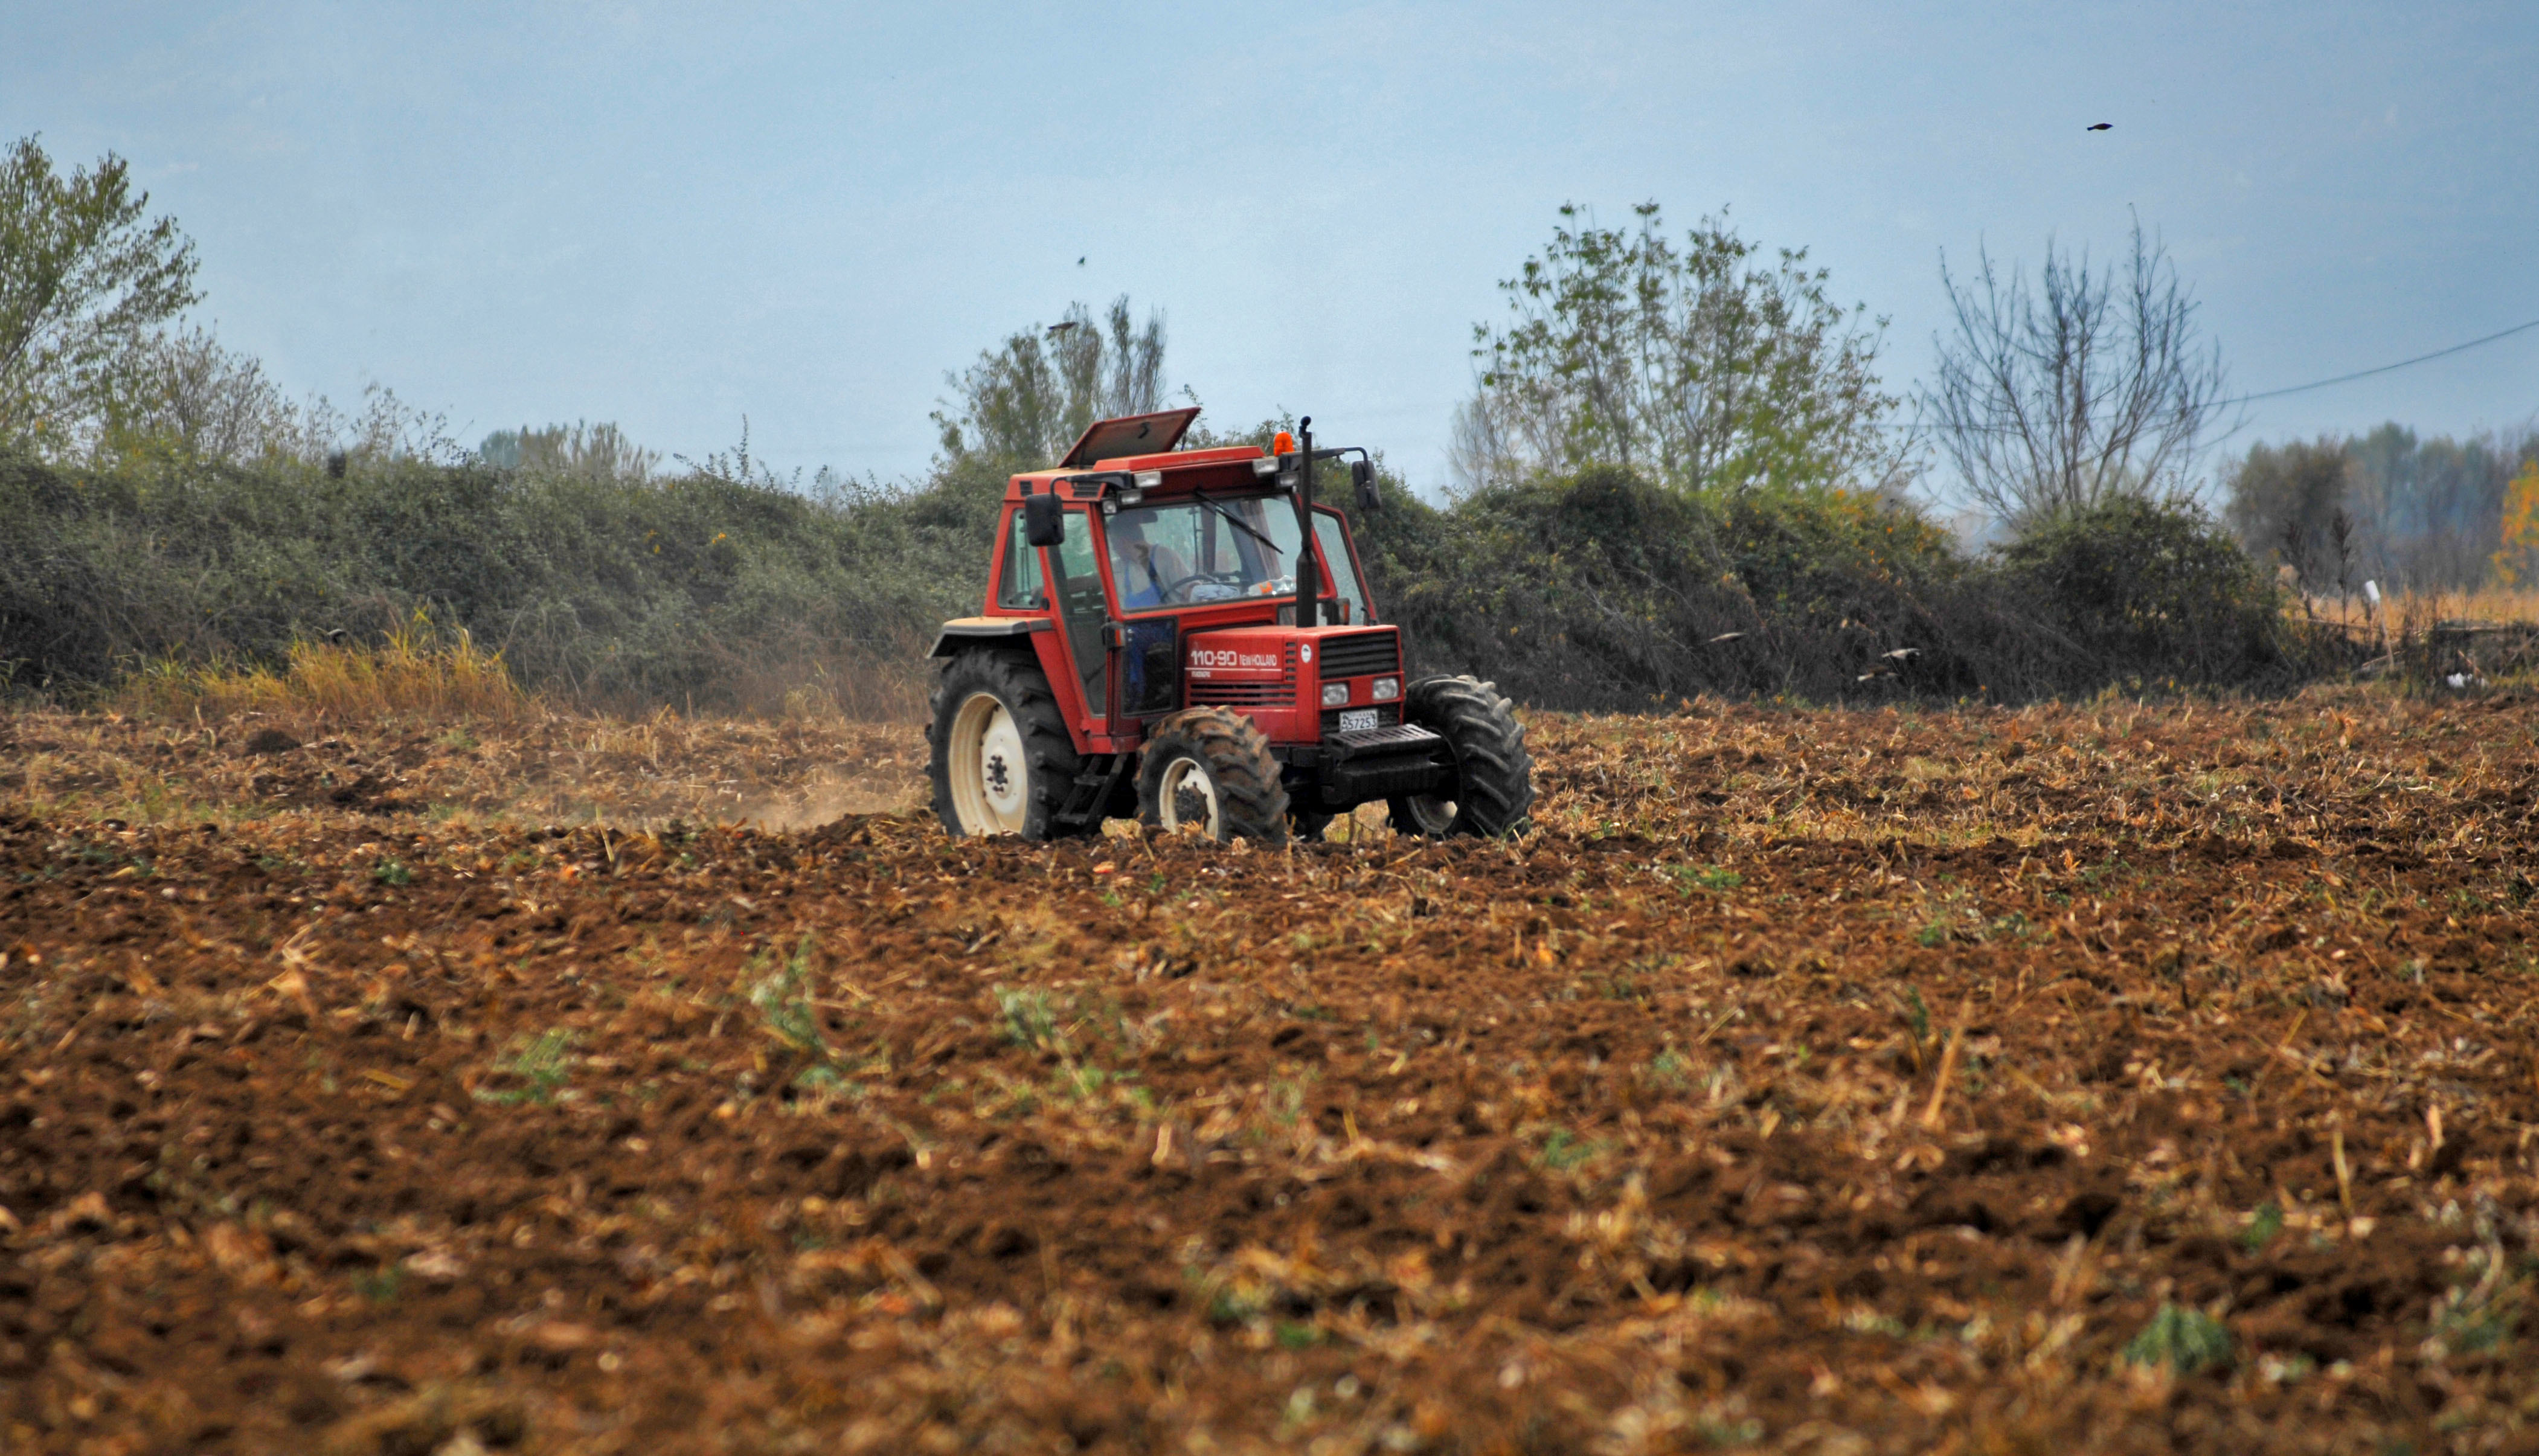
[925,408,1533,842]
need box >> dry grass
[2286,586,2539,689]
[0,702,924,832]
[114,619,528,726]
[2296,583,2539,633]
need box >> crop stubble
[3,690,2537,1454]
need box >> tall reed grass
[117,618,527,723]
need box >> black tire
[1387,675,1535,838]
[926,650,1090,840]
[1137,708,1289,844]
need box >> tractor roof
[1007,410,1277,502]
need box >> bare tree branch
[1923,219,2230,528]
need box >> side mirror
[1350,458,1378,513]
[1024,490,1064,548]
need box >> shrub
[0,440,2343,720]
[0,445,980,717]
[1992,495,2292,688]
[1372,471,2322,708]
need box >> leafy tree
[1449,203,1904,498]
[932,295,1169,467]
[2223,437,2352,589]
[2490,459,2539,587]
[2345,423,2527,590]
[1922,219,2228,528]
[0,135,200,452]
[2221,424,2539,593]
[89,325,305,465]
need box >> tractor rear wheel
[1137,708,1289,844]
[928,650,1087,839]
[1388,675,1535,838]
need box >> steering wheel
[1161,570,1246,603]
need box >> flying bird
[2086,122,2112,132]
[1077,255,1087,265]
[1047,321,1079,335]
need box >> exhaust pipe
[1296,417,1318,632]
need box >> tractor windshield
[1105,495,1306,612]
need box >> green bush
[0,441,2334,718]
[1372,469,2313,708]
[1992,495,2293,689]
[0,445,996,714]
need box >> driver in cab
[1109,517,1191,611]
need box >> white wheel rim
[1405,793,1457,835]
[949,692,1029,835]
[1155,755,1221,837]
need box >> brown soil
[5,689,2538,1454]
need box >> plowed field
[5,691,2538,1455]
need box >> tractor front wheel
[1388,675,1535,838]
[928,650,1086,839]
[1137,708,1289,844]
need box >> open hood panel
[1059,408,1201,467]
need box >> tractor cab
[924,409,1533,843]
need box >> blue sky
[7,1,2535,499]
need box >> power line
[2224,316,2539,405]
[1864,314,2539,435]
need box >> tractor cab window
[1047,508,1108,716]
[1312,510,1370,626]
[1103,495,1305,614]
[997,510,1046,609]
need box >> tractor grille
[1321,704,1403,735]
[1315,630,1400,680]
[1189,679,1294,707]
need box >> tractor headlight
[1372,676,1400,702]
[1321,683,1350,707]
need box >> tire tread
[925,649,1090,839]
[1389,675,1535,837]
[1137,707,1289,843]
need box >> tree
[932,295,1169,467]
[1449,202,1904,498]
[90,325,302,465]
[2223,437,2352,588]
[2224,424,2538,594]
[2493,458,2539,588]
[1923,220,2229,528]
[0,135,200,451]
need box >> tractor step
[1054,752,1134,827]
[1327,723,1444,758]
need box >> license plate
[1338,708,1378,733]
